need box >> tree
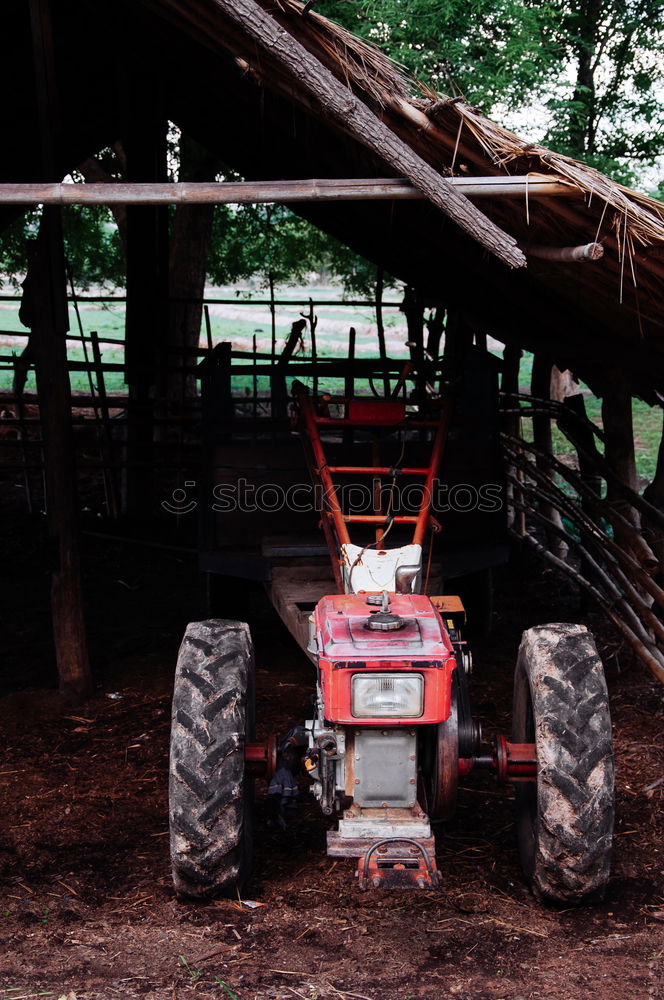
[3,2,663,292]
[539,0,664,183]
[318,0,664,187]
[317,1,564,111]
[0,204,123,290]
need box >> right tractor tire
[169,619,255,900]
[512,623,614,905]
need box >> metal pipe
[293,381,351,548]
[413,401,451,547]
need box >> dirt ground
[1,518,663,1000]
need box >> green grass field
[0,284,660,483]
[510,348,662,483]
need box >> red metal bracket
[245,735,278,780]
[357,838,441,890]
[494,736,537,782]
[460,737,537,782]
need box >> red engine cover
[314,593,456,725]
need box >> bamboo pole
[522,241,604,262]
[506,473,664,630]
[0,176,574,205]
[502,433,658,571]
[142,0,525,267]
[511,526,664,685]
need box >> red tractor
[169,384,614,904]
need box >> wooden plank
[267,565,335,661]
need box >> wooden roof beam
[0,176,580,204]
[147,0,525,269]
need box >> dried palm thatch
[424,99,664,248]
[268,0,664,255]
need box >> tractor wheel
[512,623,614,905]
[421,682,458,821]
[169,619,255,900]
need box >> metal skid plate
[353,729,417,807]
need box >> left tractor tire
[169,619,255,900]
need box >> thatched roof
[3,0,664,399]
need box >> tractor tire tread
[169,619,253,900]
[513,623,614,905]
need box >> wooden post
[501,344,524,536]
[343,326,356,447]
[28,0,91,699]
[562,393,603,498]
[123,72,169,518]
[531,355,567,560]
[269,271,276,364]
[165,134,217,404]
[90,330,120,519]
[425,307,445,363]
[375,268,389,397]
[27,222,92,698]
[501,344,522,398]
[643,419,664,587]
[402,286,426,405]
[601,369,639,548]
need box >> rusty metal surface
[244,735,277,779]
[429,595,466,620]
[355,837,441,889]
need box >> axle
[245,733,537,783]
[463,735,537,782]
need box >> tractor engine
[303,590,464,886]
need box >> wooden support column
[425,307,445,363]
[643,413,664,584]
[501,344,522,399]
[28,0,91,699]
[28,222,92,699]
[531,355,567,560]
[123,72,169,518]
[163,135,217,406]
[601,368,641,558]
[374,268,389,397]
[501,344,524,536]
[402,286,426,405]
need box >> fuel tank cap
[365,611,405,631]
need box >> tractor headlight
[351,673,424,718]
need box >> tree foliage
[319,0,664,186]
[2,1,664,289]
[318,1,561,111]
[537,0,664,183]
[0,205,124,290]
[205,203,392,296]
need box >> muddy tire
[169,619,255,900]
[513,623,614,905]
